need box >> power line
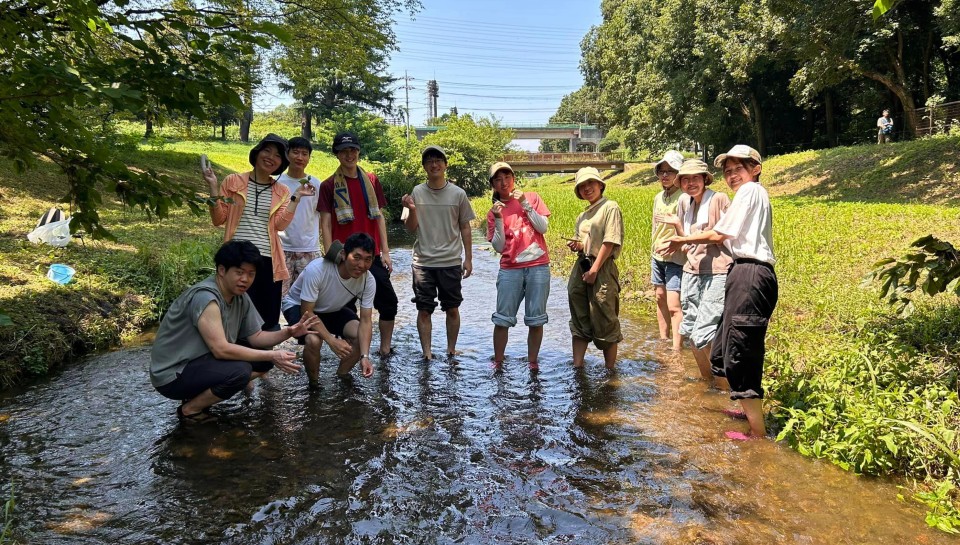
[397,15,591,35]
[443,91,567,100]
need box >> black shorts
[710,259,778,400]
[411,265,463,313]
[283,304,359,343]
[155,353,273,401]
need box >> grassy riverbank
[0,141,345,388]
[470,137,960,532]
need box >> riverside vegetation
[0,133,958,532]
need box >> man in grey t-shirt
[150,240,318,423]
[400,145,476,360]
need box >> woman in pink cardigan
[202,134,315,331]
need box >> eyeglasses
[423,158,444,166]
[656,170,676,177]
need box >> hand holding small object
[295,182,315,198]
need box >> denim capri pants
[491,264,550,328]
[679,271,726,349]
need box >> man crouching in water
[281,232,377,391]
[150,240,318,423]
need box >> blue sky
[387,1,601,127]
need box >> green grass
[473,138,960,532]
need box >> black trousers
[155,353,274,401]
[247,255,282,330]
[710,260,778,400]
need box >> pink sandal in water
[724,431,753,441]
[721,408,748,420]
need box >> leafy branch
[864,235,960,315]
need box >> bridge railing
[502,152,625,163]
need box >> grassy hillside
[472,137,960,532]
[0,141,343,387]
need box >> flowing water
[0,236,951,544]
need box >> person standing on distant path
[877,109,894,144]
[277,136,322,297]
[486,161,551,372]
[150,240,319,423]
[204,133,316,331]
[566,167,624,370]
[281,233,377,390]
[318,132,399,357]
[651,150,686,351]
[401,145,476,361]
[659,145,778,440]
[658,159,733,387]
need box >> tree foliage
[274,0,416,139]
[378,115,514,201]
[0,0,416,237]
[865,235,960,316]
[420,115,515,197]
[574,0,960,157]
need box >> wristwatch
[290,195,298,202]
[360,354,369,360]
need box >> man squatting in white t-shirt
[659,145,778,440]
[277,136,322,297]
[281,232,377,391]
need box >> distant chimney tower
[427,80,439,120]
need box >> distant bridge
[501,152,625,173]
[414,123,605,152]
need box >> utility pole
[404,70,411,141]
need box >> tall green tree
[1,0,417,236]
[0,0,283,237]
[273,0,417,139]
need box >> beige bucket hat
[574,167,604,199]
[714,145,762,169]
[676,159,715,186]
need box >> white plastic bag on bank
[27,208,72,247]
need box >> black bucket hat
[249,133,290,176]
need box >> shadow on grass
[764,138,960,206]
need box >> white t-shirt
[281,257,375,312]
[713,181,776,265]
[277,173,321,253]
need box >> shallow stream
[0,237,950,544]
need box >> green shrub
[419,115,515,197]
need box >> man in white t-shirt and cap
[658,144,778,441]
[277,136,322,297]
[877,109,894,144]
[281,232,377,391]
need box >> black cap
[248,133,289,176]
[332,132,361,153]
